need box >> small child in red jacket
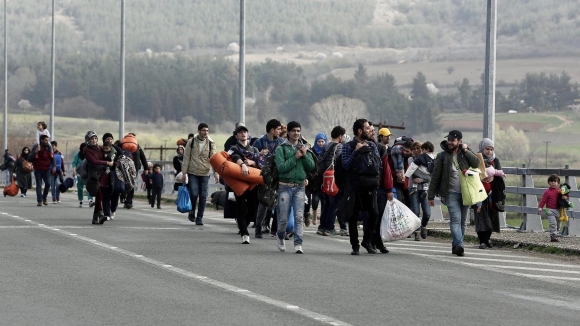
[537,174,562,242]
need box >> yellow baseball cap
[378,128,392,137]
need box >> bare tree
[310,95,368,132]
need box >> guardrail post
[518,164,544,232]
[562,165,580,237]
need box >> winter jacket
[150,172,164,190]
[427,140,480,201]
[275,140,315,185]
[29,144,55,172]
[182,135,216,176]
[381,154,394,191]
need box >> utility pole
[543,141,551,168]
[238,0,245,123]
[2,0,7,151]
[50,0,55,140]
[119,0,126,140]
[483,0,497,141]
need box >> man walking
[428,130,480,257]
[339,119,382,255]
[275,121,315,254]
[253,119,284,238]
[29,135,56,206]
[182,123,218,225]
[377,128,392,157]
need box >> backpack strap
[326,143,339,171]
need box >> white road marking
[463,263,580,274]
[4,212,354,326]
[499,292,580,311]
[513,274,580,282]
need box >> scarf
[478,138,495,164]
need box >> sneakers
[53,200,57,204]
[420,227,427,239]
[324,229,337,236]
[316,229,325,235]
[57,197,61,203]
[242,235,250,244]
[304,213,311,227]
[188,211,196,223]
[110,212,115,220]
[43,199,48,206]
[455,246,465,256]
[195,218,204,226]
[414,232,421,241]
[89,200,95,207]
[79,201,83,207]
[376,245,390,254]
[340,229,349,236]
[277,238,286,252]
[37,202,42,206]
[479,243,487,249]
[98,214,108,224]
[551,234,559,242]
[295,245,303,254]
[20,194,25,197]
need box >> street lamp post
[2,0,7,151]
[119,0,126,140]
[50,0,55,140]
[483,0,497,141]
[238,0,245,123]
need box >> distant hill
[8,0,580,57]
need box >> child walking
[150,164,164,209]
[537,174,562,242]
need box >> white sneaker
[242,235,250,244]
[20,194,25,197]
[110,212,115,220]
[295,245,303,254]
[89,200,94,207]
[277,238,286,252]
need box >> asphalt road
[1,192,580,326]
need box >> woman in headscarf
[13,147,33,197]
[83,131,114,225]
[473,138,506,249]
[173,145,184,191]
[304,132,327,227]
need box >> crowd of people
[4,117,568,254]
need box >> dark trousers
[477,231,492,244]
[372,187,389,247]
[34,170,51,203]
[152,188,162,207]
[319,192,342,231]
[111,190,121,213]
[349,191,378,250]
[235,188,258,237]
[125,188,134,205]
[146,186,153,204]
[93,187,103,215]
[102,187,112,217]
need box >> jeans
[277,184,305,246]
[76,177,93,202]
[187,174,209,219]
[4,170,10,184]
[445,191,469,248]
[410,189,431,228]
[34,170,51,203]
[50,173,62,201]
[256,202,273,236]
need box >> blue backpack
[52,152,63,172]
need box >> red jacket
[538,187,559,210]
[32,145,54,172]
[381,154,393,191]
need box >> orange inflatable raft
[209,151,264,196]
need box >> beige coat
[182,135,216,176]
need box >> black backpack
[349,141,381,190]
[333,152,346,191]
[305,149,320,192]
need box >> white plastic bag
[381,198,422,242]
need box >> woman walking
[83,131,114,224]
[173,145,184,191]
[14,147,33,197]
[473,138,506,249]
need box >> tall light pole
[119,0,125,139]
[2,0,7,151]
[482,0,497,141]
[238,0,245,123]
[50,0,55,140]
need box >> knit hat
[286,121,301,132]
[479,138,494,152]
[176,145,185,154]
[102,133,114,142]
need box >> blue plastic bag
[176,185,192,213]
[286,207,295,233]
